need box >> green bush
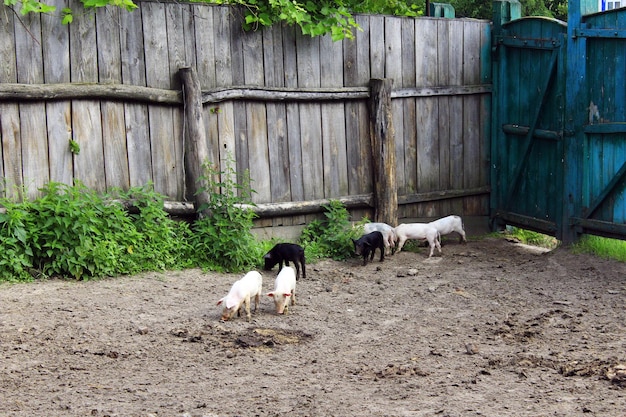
[0,182,194,281]
[113,186,195,273]
[299,200,360,261]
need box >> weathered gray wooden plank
[448,20,466,215]
[0,103,22,199]
[401,18,417,220]
[243,27,271,226]
[263,25,291,226]
[369,15,385,79]
[243,28,270,206]
[296,33,324,204]
[462,21,483,215]
[479,23,491,216]
[119,5,153,189]
[320,34,348,198]
[343,16,359,196]
[437,19,452,216]
[41,0,72,188]
[356,16,373,201]
[143,1,178,198]
[194,5,220,184]
[0,7,22,199]
[16,13,48,198]
[182,3,197,75]
[69,6,105,192]
[213,7,236,185]
[415,18,439,217]
[97,6,130,192]
[283,25,305,224]
[346,15,374,221]
[194,5,217,88]
[0,6,17,84]
[228,10,249,186]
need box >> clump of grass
[506,226,560,249]
[573,235,626,262]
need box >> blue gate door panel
[567,6,626,239]
[491,16,567,237]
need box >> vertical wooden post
[490,0,521,232]
[492,0,521,34]
[179,66,211,217]
[368,79,398,226]
[562,1,586,244]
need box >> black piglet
[263,243,306,280]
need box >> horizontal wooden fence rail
[0,187,491,217]
[0,83,491,104]
[0,83,182,104]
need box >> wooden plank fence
[0,0,492,226]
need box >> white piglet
[267,266,297,315]
[394,223,442,258]
[217,271,263,321]
[428,215,467,244]
[363,222,397,255]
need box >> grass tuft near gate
[573,235,626,262]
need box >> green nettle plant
[189,158,263,272]
[299,200,360,261]
[0,182,195,281]
[0,200,35,281]
[111,186,196,273]
[16,182,139,279]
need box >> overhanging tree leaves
[3,0,424,41]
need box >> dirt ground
[1,235,625,417]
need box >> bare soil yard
[1,236,625,417]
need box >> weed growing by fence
[300,200,361,261]
[189,159,263,272]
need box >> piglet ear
[217,299,224,306]
[283,293,292,297]
[266,292,275,298]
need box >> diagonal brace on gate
[582,160,626,219]
[505,49,560,209]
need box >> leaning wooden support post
[368,79,398,226]
[179,67,211,217]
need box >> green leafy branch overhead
[3,0,423,41]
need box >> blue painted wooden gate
[491,0,626,243]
